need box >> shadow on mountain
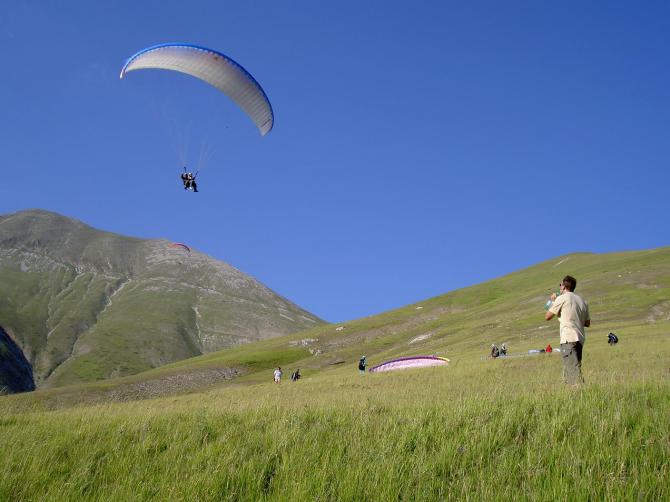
[0,326,36,394]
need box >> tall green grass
[2,327,668,500]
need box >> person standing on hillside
[273,367,282,384]
[358,356,367,375]
[545,275,591,385]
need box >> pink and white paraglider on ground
[368,355,449,373]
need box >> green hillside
[0,209,323,388]
[5,245,670,406]
[1,246,668,500]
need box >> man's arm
[546,294,562,321]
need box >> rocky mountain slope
[0,209,322,388]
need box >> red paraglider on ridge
[168,242,191,254]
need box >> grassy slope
[125,246,670,385]
[4,246,669,405]
[0,247,668,499]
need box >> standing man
[358,356,367,375]
[545,275,591,385]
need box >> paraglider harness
[607,332,619,345]
[181,167,199,192]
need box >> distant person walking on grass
[545,275,591,385]
[273,367,282,384]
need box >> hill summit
[0,209,322,389]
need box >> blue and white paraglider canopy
[120,43,274,136]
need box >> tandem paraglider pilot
[181,167,198,192]
[545,275,590,386]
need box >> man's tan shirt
[548,291,590,344]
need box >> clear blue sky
[2,1,669,322]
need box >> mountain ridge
[0,209,323,389]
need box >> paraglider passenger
[358,356,367,375]
[187,174,198,192]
